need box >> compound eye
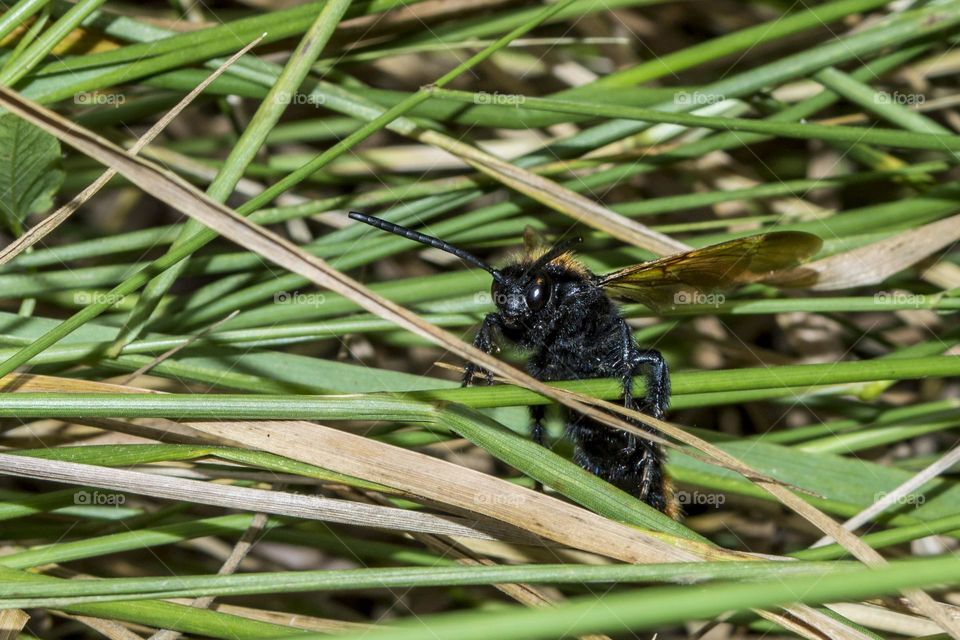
[525,276,551,311]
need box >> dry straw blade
[0,453,528,541]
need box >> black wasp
[349,212,821,518]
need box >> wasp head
[490,237,585,334]
[490,265,554,328]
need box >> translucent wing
[597,231,822,310]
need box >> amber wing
[597,231,822,310]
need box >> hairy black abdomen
[566,411,670,513]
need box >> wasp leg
[462,312,503,387]
[609,323,674,514]
[530,404,546,446]
[618,319,669,419]
[632,349,670,419]
[530,404,546,492]
[617,322,670,418]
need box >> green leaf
[0,113,63,233]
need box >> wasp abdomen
[567,412,677,518]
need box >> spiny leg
[617,321,670,419]
[530,404,546,446]
[616,322,672,509]
[633,348,670,419]
[530,404,546,492]
[462,312,503,387]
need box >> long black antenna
[349,212,503,282]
